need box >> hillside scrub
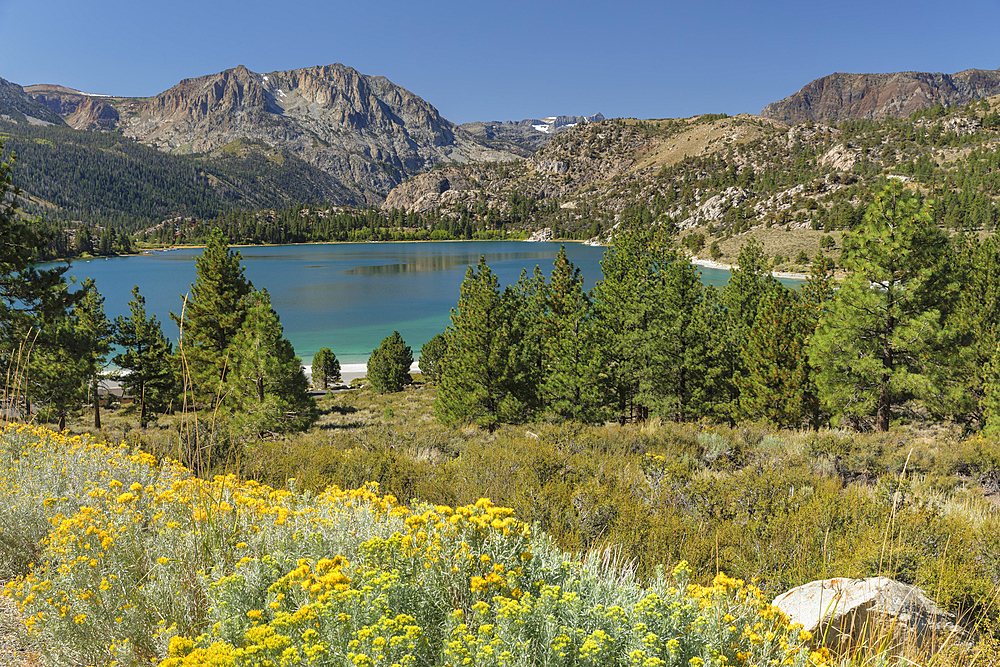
[94,383,1000,637]
[1,423,833,667]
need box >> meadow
[9,380,998,666]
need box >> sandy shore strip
[690,257,809,281]
[303,361,422,385]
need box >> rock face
[16,64,519,205]
[114,63,519,205]
[772,577,967,653]
[459,113,604,155]
[525,227,553,242]
[0,78,64,125]
[762,69,1000,124]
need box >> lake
[52,241,782,365]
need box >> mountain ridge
[762,68,1000,123]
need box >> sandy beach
[690,257,809,281]
[303,361,422,385]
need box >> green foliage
[367,330,413,394]
[74,278,112,429]
[113,286,176,428]
[418,333,447,384]
[735,287,817,427]
[171,229,253,407]
[539,247,602,421]
[310,347,341,389]
[592,223,676,422]
[809,183,958,431]
[436,258,522,428]
[225,289,317,433]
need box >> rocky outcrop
[459,113,604,155]
[678,186,750,230]
[0,78,64,125]
[773,577,967,653]
[525,228,553,242]
[382,167,477,213]
[114,63,520,204]
[763,69,1000,124]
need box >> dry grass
[631,116,774,173]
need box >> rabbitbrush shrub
[1,423,827,667]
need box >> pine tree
[418,333,447,384]
[503,266,546,418]
[436,257,517,428]
[951,235,1000,426]
[808,183,957,431]
[367,331,413,394]
[0,140,82,404]
[540,246,600,420]
[735,287,816,427]
[591,223,674,422]
[114,286,176,428]
[171,228,252,407]
[75,278,112,429]
[719,239,783,421]
[225,289,316,433]
[311,347,341,389]
[651,259,713,421]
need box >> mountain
[458,113,605,155]
[16,63,520,205]
[0,77,65,125]
[762,69,1000,124]
[382,94,1000,269]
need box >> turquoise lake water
[53,241,789,365]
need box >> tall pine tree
[809,183,957,431]
[171,228,252,407]
[436,257,520,428]
[540,247,601,421]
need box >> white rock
[772,577,967,653]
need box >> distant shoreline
[690,257,809,281]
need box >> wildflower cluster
[1,424,822,667]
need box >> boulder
[772,577,967,654]
[525,228,554,242]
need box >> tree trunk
[876,380,891,432]
[93,378,102,430]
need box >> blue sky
[1,0,998,125]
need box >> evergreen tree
[75,278,112,429]
[503,266,546,418]
[171,228,252,407]
[436,257,518,428]
[225,289,316,433]
[591,223,674,422]
[114,286,176,428]
[29,311,91,431]
[367,331,413,394]
[418,333,447,384]
[735,287,816,427]
[540,247,601,421]
[951,235,1000,426]
[808,183,957,431]
[651,259,713,421]
[0,140,82,407]
[719,239,783,420]
[311,347,341,389]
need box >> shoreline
[690,257,809,281]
